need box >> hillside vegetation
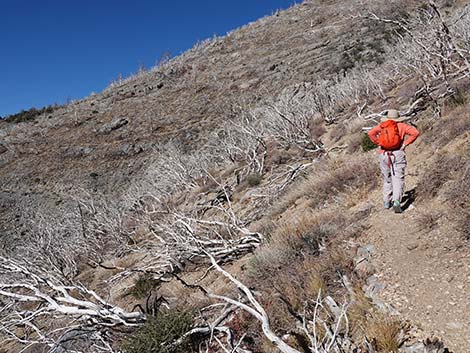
[0,0,469,352]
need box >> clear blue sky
[0,0,296,117]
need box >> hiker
[367,109,419,213]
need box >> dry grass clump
[364,313,402,353]
[273,154,379,215]
[274,258,326,311]
[416,152,464,201]
[247,253,355,349]
[303,155,379,208]
[417,142,469,238]
[246,211,358,340]
[329,122,347,142]
[248,212,345,272]
[248,212,343,279]
[444,161,470,239]
[415,210,441,232]
[420,100,470,148]
[309,118,327,140]
[346,132,363,153]
[128,273,160,299]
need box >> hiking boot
[384,201,391,209]
[393,200,402,213]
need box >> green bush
[4,104,58,123]
[246,173,262,187]
[361,133,377,152]
[122,309,193,353]
[129,273,160,299]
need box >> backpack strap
[386,151,396,176]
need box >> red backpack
[378,120,402,150]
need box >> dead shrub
[263,140,296,169]
[227,310,265,351]
[445,80,470,108]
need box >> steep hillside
[0,0,411,232]
[0,0,468,352]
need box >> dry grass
[444,156,470,239]
[274,154,379,214]
[420,99,470,148]
[347,285,375,338]
[309,118,327,140]
[416,151,464,201]
[245,210,358,340]
[364,313,402,353]
[417,137,469,239]
[415,210,441,232]
[329,122,347,142]
[346,132,363,153]
[247,212,343,278]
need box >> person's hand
[400,143,407,151]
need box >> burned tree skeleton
[0,2,468,352]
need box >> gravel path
[361,174,470,353]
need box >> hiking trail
[359,159,470,352]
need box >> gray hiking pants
[379,150,406,203]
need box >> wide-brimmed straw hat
[380,109,405,122]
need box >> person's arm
[367,125,381,145]
[401,123,420,149]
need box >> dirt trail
[360,162,470,352]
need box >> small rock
[97,117,128,134]
[407,243,419,251]
[446,321,463,329]
[355,260,375,277]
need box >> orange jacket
[368,122,420,153]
